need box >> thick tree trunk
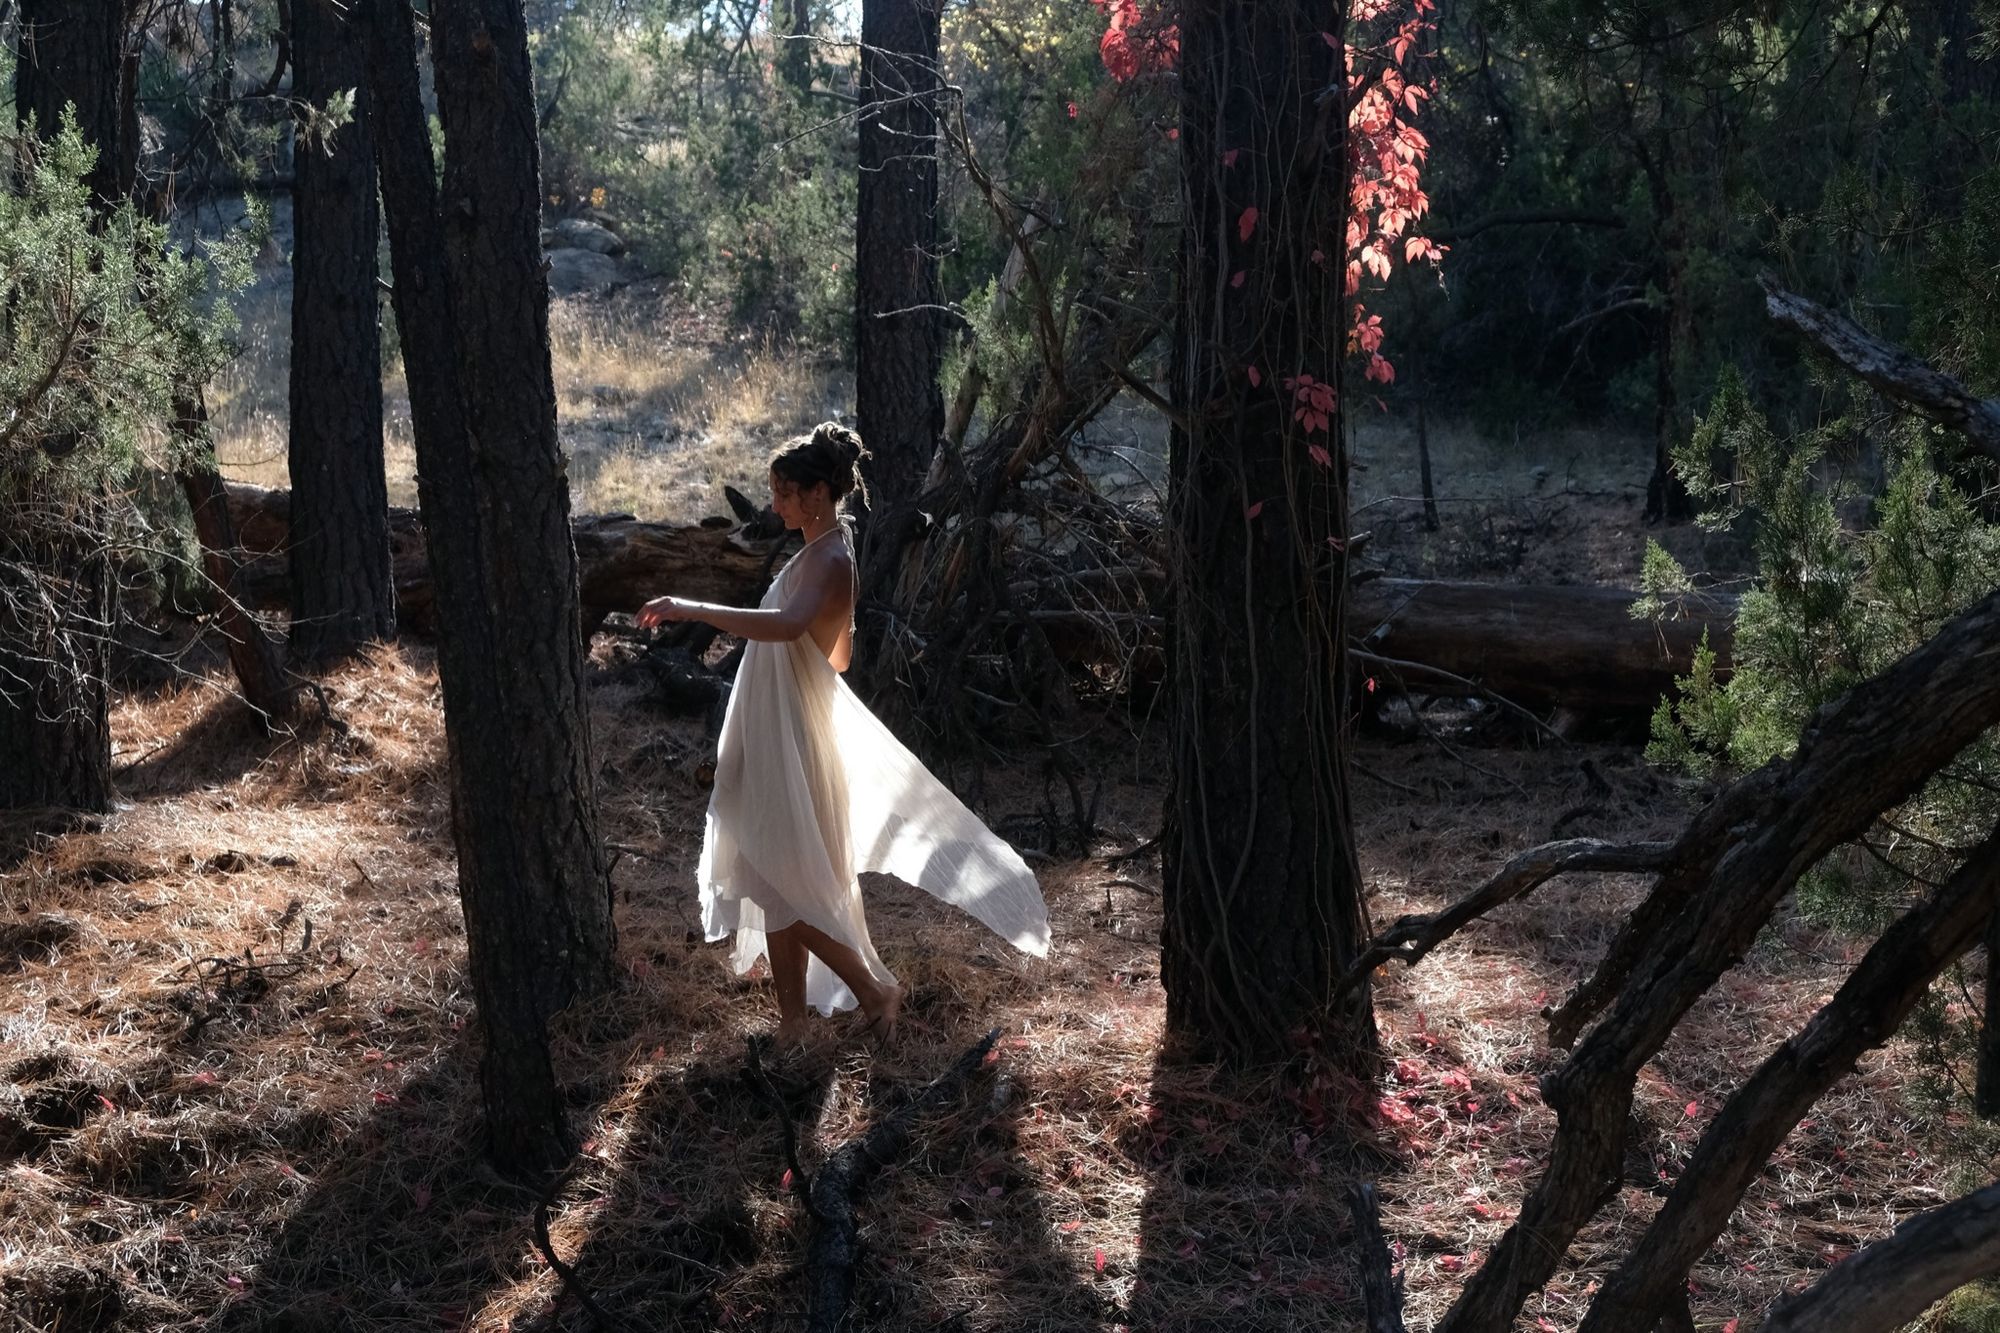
[15,0,124,208]
[363,0,613,1179]
[287,0,392,663]
[853,0,943,589]
[2,0,128,813]
[0,526,113,812]
[1162,0,1376,1063]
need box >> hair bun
[813,421,867,468]
[771,422,871,506]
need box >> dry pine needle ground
[0,642,1991,1332]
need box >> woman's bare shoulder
[803,536,855,579]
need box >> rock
[546,247,629,298]
[553,217,627,256]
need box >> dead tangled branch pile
[1337,585,2000,1333]
[169,902,357,1042]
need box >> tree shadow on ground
[115,690,298,801]
[1125,1044,1390,1333]
[533,1033,827,1331]
[838,1003,1107,1331]
[196,1000,777,1333]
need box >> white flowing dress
[697,526,1052,1014]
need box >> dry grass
[2,642,1993,1332]
[210,288,849,526]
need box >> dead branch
[1576,818,2000,1332]
[1348,1182,1407,1333]
[1338,838,1676,997]
[748,1029,1002,1333]
[1436,586,2000,1333]
[1761,275,2000,467]
[1757,1180,2000,1333]
[533,1178,631,1333]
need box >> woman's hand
[636,595,701,630]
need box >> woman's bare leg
[767,925,812,1044]
[783,919,903,1041]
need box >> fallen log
[221,483,1734,714]
[1350,578,1737,714]
[221,482,785,634]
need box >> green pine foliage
[0,112,250,620]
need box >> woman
[637,423,1051,1044]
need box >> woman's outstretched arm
[636,547,846,643]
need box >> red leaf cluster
[1093,0,1179,82]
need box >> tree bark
[1436,586,2000,1333]
[1978,906,2000,1118]
[779,0,812,92]
[1757,1180,2000,1333]
[363,0,613,1180]
[0,522,113,812]
[2,0,128,813]
[1576,818,2000,1332]
[1761,278,2000,469]
[853,0,943,581]
[1354,577,1736,714]
[15,0,124,209]
[1162,0,1376,1063]
[175,396,298,724]
[287,0,392,663]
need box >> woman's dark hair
[770,422,870,506]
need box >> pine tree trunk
[1161,0,1377,1064]
[2,0,128,813]
[0,524,113,812]
[364,0,615,1178]
[1642,117,1693,525]
[853,0,943,632]
[779,0,812,92]
[288,0,392,663]
[1977,909,2000,1118]
[15,0,124,208]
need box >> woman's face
[769,470,829,531]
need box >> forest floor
[2,292,1992,1332]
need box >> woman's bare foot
[861,983,903,1046]
[775,1016,813,1047]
